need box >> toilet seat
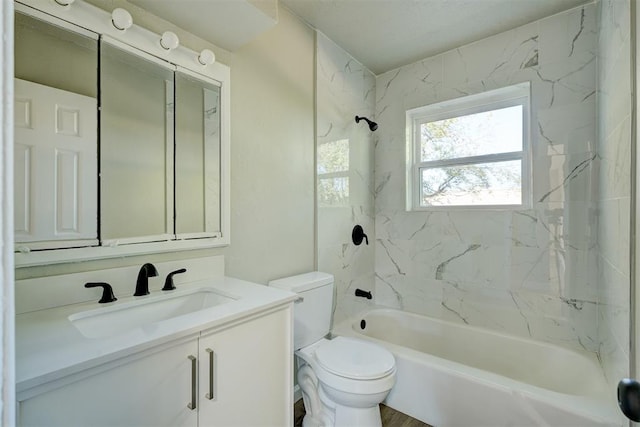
[297,337,396,396]
[314,337,395,380]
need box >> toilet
[269,272,396,427]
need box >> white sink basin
[69,288,237,339]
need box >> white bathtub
[332,308,622,427]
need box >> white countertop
[16,276,297,396]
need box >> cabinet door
[198,307,293,427]
[19,338,199,427]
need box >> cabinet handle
[187,355,196,410]
[206,348,215,400]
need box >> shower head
[355,115,378,132]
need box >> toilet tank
[269,272,334,350]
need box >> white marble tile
[533,151,597,203]
[375,274,446,315]
[375,238,418,278]
[598,197,631,275]
[599,43,632,143]
[595,0,632,394]
[600,118,632,200]
[598,0,631,75]
[536,99,596,157]
[318,206,365,247]
[442,22,538,89]
[531,202,597,251]
[530,52,596,110]
[370,3,605,355]
[598,302,630,384]
[598,254,630,307]
[316,31,377,326]
[538,4,597,66]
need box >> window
[318,139,350,206]
[406,83,531,210]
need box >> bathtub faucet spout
[355,289,372,299]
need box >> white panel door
[14,78,97,249]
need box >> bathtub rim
[332,306,620,425]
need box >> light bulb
[198,49,216,66]
[160,31,179,51]
[111,8,133,31]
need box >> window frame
[406,82,532,211]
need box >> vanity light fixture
[160,31,179,51]
[111,8,133,31]
[54,0,75,6]
[198,49,216,66]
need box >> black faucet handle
[163,268,187,291]
[85,282,117,304]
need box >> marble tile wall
[374,4,601,352]
[316,33,377,325]
[596,0,631,399]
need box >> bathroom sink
[69,288,237,339]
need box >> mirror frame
[14,0,231,267]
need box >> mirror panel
[100,41,174,243]
[15,12,97,99]
[175,71,221,237]
[14,12,98,250]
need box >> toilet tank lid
[268,271,333,292]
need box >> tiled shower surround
[316,33,376,326]
[375,2,606,353]
[316,0,631,397]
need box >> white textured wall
[374,4,599,352]
[316,33,376,325]
[596,0,632,406]
[225,8,315,284]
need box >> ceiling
[128,0,279,51]
[281,0,590,75]
[126,0,590,76]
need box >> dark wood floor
[294,398,432,427]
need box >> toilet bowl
[296,337,396,427]
[269,272,396,427]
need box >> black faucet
[355,288,372,299]
[134,263,158,296]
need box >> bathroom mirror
[14,11,99,250]
[175,70,222,238]
[100,39,175,244]
[14,3,231,267]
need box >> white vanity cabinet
[197,307,292,426]
[18,337,200,427]
[17,306,293,427]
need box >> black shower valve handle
[352,225,369,246]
